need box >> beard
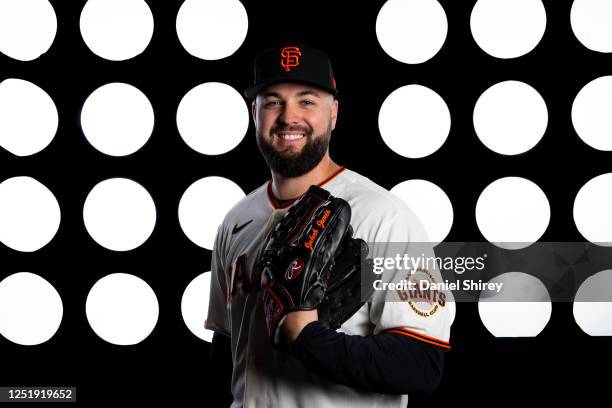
[256,121,332,178]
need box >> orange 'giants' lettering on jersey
[228,254,261,302]
[397,287,446,307]
[395,269,446,318]
[280,46,302,72]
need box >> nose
[277,101,300,125]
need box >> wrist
[280,309,318,348]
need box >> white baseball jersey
[206,167,453,408]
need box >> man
[205,42,452,407]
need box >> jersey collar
[266,166,347,210]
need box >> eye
[301,100,314,105]
[264,100,280,107]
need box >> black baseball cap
[244,42,338,100]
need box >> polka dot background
[0,0,610,406]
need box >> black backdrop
[1,0,610,406]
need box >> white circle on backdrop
[390,179,454,245]
[86,273,159,345]
[476,177,550,249]
[80,0,154,61]
[573,173,612,246]
[0,0,57,61]
[0,272,63,345]
[178,176,245,250]
[181,271,214,342]
[478,272,551,337]
[378,84,451,158]
[177,82,249,155]
[571,0,612,53]
[470,0,546,59]
[375,0,448,64]
[81,83,154,156]
[0,177,61,252]
[0,78,58,157]
[573,270,612,336]
[473,80,548,155]
[176,0,248,60]
[572,76,612,151]
[83,178,157,251]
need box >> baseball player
[205,42,452,407]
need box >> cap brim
[244,78,338,99]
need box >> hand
[280,309,318,349]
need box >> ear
[251,99,257,123]
[330,98,339,131]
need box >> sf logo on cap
[280,46,302,72]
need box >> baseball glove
[257,184,372,349]
[317,236,374,330]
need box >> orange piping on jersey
[386,329,449,350]
[384,327,451,351]
[389,327,451,349]
[266,166,347,209]
[318,165,346,187]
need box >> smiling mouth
[275,132,306,140]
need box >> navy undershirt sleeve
[209,332,233,404]
[290,320,445,395]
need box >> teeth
[278,133,304,140]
